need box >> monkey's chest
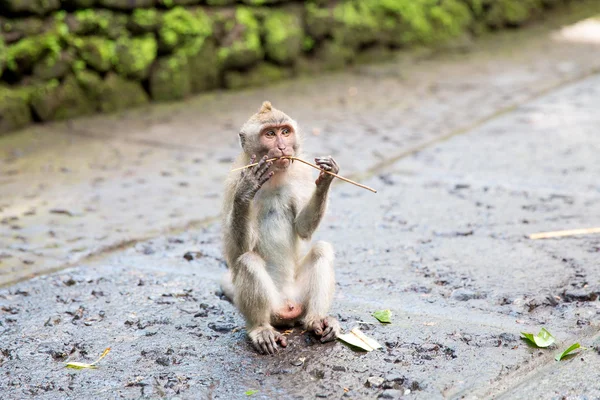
[255,204,297,267]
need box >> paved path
[1,8,600,400]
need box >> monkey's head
[239,101,301,171]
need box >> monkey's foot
[248,325,288,355]
[307,316,340,343]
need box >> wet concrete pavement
[1,8,600,400]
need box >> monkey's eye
[282,128,290,136]
[265,130,275,137]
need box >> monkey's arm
[294,156,339,239]
[224,156,273,266]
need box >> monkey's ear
[238,132,246,148]
[259,101,272,114]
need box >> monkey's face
[259,124,296,170]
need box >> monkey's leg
[233,252,288,354]
[297,241,341,343]
[219,270,235,301]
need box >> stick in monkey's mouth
[230,156,377,193]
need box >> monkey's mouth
[274,157,291,168]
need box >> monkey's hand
[308,316,341,343]
[248,325,288,355]
[236,155,274,202]
[315,156,339,186]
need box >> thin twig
[230,156,377,193]
[529,227,600,240]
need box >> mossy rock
[0,0,60,16]
[61,0,96,7]
[354,45,396,65]
[188,39,220,93]
[240,0,290,4]
[1,17,45,44]
[331,1,380,49]
[114,35,157,79]
[224,62,291,90]
[128,9,163,34]
[97,0,155,10]
[217,7,263,70]
[0,40,5,76]
[158,6,213,54]
[262,9,303,65]
[312,40,354,71]
[149,51,192,102]
[304,2,333,40]
[6,33,62,74]
[66,10,129,40]
[32,49,75,80]
[73,36,116,73]
[157,0,201,7]
[484,0,543,28]
[30,76,95,122]
[75,69,104,105]
[99,73,149,114]
[205,0,236,5]
[0,86,32,135]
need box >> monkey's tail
[220,270,236,303]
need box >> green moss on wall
[218,7,263,70]
[0,40,6,76]
[114,35,157,79]
[97,0,154,11]
[0,85,32,134]
[158,6,212,53]
[224,62,291,89]
[99,72,148,113]
[149,51,192,102]
[128,9,162,34]
[188,39,220,93]
[32,49,74,80]
[30,75,95,121]
[262,9,303,65]
[1,0,61,16]
[67,9,128,39]
[73,36,115,72]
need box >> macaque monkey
[220,101,341,354]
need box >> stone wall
[0,0,574,134]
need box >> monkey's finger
[322,318,329,327]
[313,322,324,336]
[253,155,268,173]
[321,328,337,343]
[278,335,288,348]
[256,160,272,178]
[268,336,278,354]
[259,171,274,186]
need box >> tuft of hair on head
[259,101,272,114]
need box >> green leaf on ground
[555,343,581,361]
[245,389,258,396]
[65,347,111,369]
[520,328,555,348]
[372,309,392,324]
[338,328,382,352]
